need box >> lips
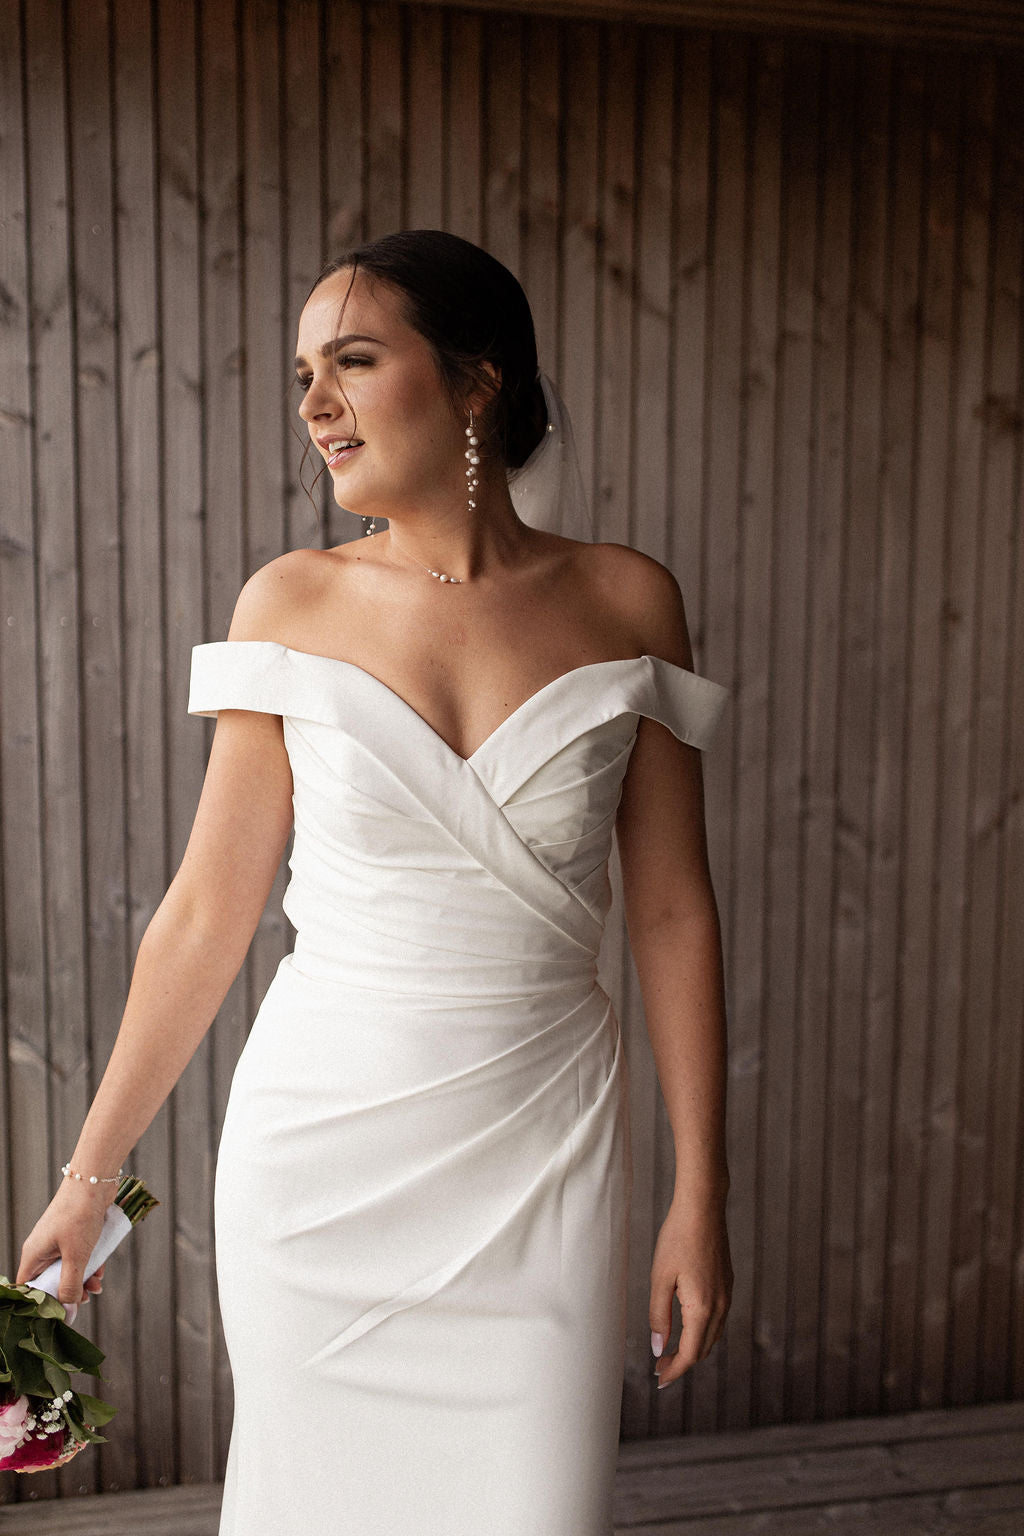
[317,434,365,469]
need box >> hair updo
[307,230,548,472]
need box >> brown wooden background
[2,0,1022,1503]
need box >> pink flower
[0,1396,31,1459]
[1,1423,72,1471]
[0,1394,75,1472]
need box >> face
[295,268,479,520]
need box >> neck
[375,479,531,583]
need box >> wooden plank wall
[1,0,1022,1500]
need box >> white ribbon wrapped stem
[27,1203,133,1325]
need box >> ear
[468,361,501,417]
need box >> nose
[298,372,341,424]
[298,386,328,424]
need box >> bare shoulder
[225,549,333,642]
[577,541,695,668]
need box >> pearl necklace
[358,419,554,584]
[362,526,465,584]
[359,418,479,582]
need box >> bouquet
[0,1175,158,1473]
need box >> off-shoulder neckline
[198,640,682,764]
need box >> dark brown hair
[306,229,548,473]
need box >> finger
[58,1253,89,1311]
[648,1268,676,1366]
[658,1297,714,1387]
[698,1301,728,1361]
[16,1241,56,1288]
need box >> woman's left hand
[649,1194,732,1389]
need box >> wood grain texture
[1,0,1022,1503]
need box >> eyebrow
[294,334,386,369]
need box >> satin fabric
[187,640,727,1535]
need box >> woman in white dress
[18,230,732,1534]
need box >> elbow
[141,879,258,969]
[625,887,721,951]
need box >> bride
[17,229,732,1534]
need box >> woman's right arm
[16,569,297,1304]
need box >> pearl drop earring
[465,409,480,510]
[415,406,480,583]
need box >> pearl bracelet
[61,1162,124,1186]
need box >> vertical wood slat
[283,0,324,554]
[66,0,137,1496]
[110,0,178,1489]
[366,3,405,239]
[2,2,1024,1505]
[726,29,778,1435]
[21,0,89,1505]
[323,0,366,548]
[199,0,247,1470]
[681,28,747,1441]
[481,10,524,273]
[763,31,818,1428]
[811,40,855,1425]
[406,6,445,229]
[239,0,293,1150]
[445,9,484,241]
[968,54,1024,1407]
[948,49,999,1409]
[797,37,851,1426]
[916,46,963,1412]
[845,40,893,1419]
[156,0,218,1482]
[522,14,561,369]
[881,48,928,1415]
[0,0,54,1501]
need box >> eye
[295,355,372,392]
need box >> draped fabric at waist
[281,827,603,1006]
[219,949,627,1377]
[286,908,600,1003]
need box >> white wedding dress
[188,639,727,1536]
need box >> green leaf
[64,1414,88,1444]
[18,1335,73,1401]
[21,1290,66,1320]
[43,1359,72,1399]
[64,1408,108,1446]
[75,1392,117,1427]
[52,1322,105,1375]
[8,1341,50,1398]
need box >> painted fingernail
[651,1331,664,1357]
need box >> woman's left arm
[614,557,733,1389]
